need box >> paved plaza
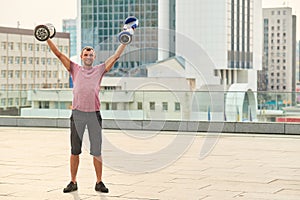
[0,126,300,200]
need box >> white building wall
[176,0,227,70]
[158,0,170,60]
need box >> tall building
[0,26,70,112]
[260,7,297,92]
[79,0,159,71]
[159,0,262,121]
[63,18,77,58]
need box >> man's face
[81,48,96,67]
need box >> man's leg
[71,154,80,183]
[93,156,102,183]
[63,110,85,193]
[63,154,79,193]
[88,112,108,193]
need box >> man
[46,38,127,193]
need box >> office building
[63,18,77,58]
[0,26,70,112]
[79,0,159,71]
[260,7,296,92]
[159,0,262,121]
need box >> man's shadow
[70,191,108,200]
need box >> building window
[28,44,33,51]
[15,57,20,64]
[15,70,20,78]
[137,102,142,110]
[162,102,168,111]
[1,98,6,106]
[8,42,13,50]
[29,57,33,64]
[47,58,52,65]
[150,102,155,110]
[39,101,49,109]
[23,43,27,51]
[8,98,13,106]
[35,44,39,51]
[112,103,117,110]
[1,42,6,50]
[7,85,13,91]
[8,57,13,64]
[175,102,181,111]
[22,57,27,64]
[1,70,6,78]
[22,71,27,79]
[8,71,13,78]
[1,56,6,64]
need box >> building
[259,7,297,93]
[63,18,78,88]
[0,26,70,113]
[159,0,262,121]
[78,0,159,71]
[63,18,77,58]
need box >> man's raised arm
[46,39,71,71]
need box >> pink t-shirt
[70,61,106,112]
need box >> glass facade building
[63,19,77,58]
[80,0,159,71]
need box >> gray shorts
[70,110,102,156]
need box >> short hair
[81,46,94,55]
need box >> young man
[46,38,127,193]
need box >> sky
[0,0,299,38]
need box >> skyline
[0,0,299,39]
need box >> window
[38,101,49,109]
[1,42,6,50]
[8,57,13,64]
[8,42,13,50]
[137,102,142,110]
[22,71,27,78]
[1,70,6,78]
[1,56,6,64]
[29,57,33,64]
[15,57,20,64]
[8,71,13,78]
[1,98,6,106]
[8,98,13,106]
[23,43,27,51]
[162,102,168,111]
[150,102,155,110]
[15,70,20,78]
[47,58,51,65]
[35,71,40,78]
[28,43,33,51]
[22,57,27,64]
[175,102,181,111]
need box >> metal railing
[0,89,299,122]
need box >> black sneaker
[95,181,109,193]
[63,181,78,193]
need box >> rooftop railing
[0,89,299,123]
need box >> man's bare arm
[46,39,71,71]
[105,44,127,72]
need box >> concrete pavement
[0,127,300,200]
